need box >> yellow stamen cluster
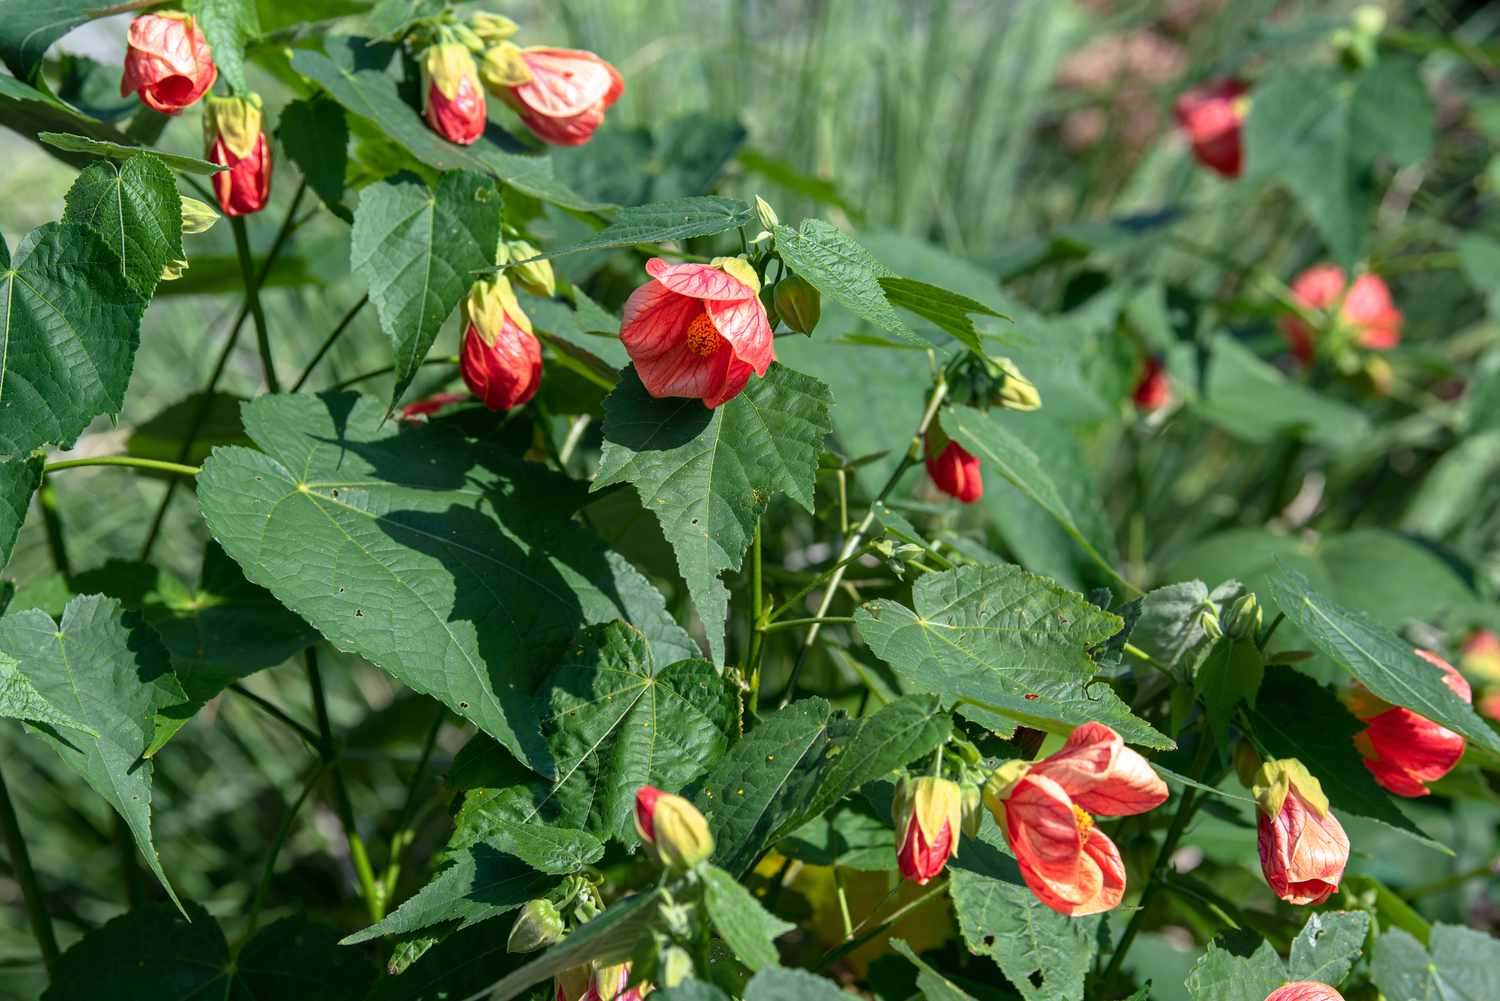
[684,313,724,358]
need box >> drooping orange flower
[1264,983,1346,1001]
[1351,649,1471,798]
[1174,78,1249,178]
[423,43,487,145]
[1132,356,1171,412]
[120,12,217,115]
[925,431,983,504]
[1281,266,1402,364]
[459,276,542,411]
[1252,759,1349,906]
[490,47,623,146]
[204,95,272,216]
[984,722,1168,915]
[892,775,962,885]
[620,257,774,408]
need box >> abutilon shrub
[1,3,1498,1001]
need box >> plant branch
[36,479,71,578]
[380,703,447,901]
[44,456,200,477]
[228,683,322,749]
[231,216,280,394]
[291,293,371,393]
[0,764,59,973]
[243,760,326,941]
[329,356,460,392]
[815,877,949,971]
[746,520,766,715]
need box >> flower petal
[513,48,621,119]
[1034,722,1168,817]
[706,295,774,375]
[1003,772,1082,884]
[645,258,756,301]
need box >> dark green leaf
[797,693,952,822]
[367,0,445,37]
[890,939,978,1001]
[63,153,183,298]
[855,565,1168,747]
[773,220,922,346]
[0,453,42,569]
[743,967,856,1001]
[127,392,251,469]
[523,196,753,262]
[37,132,225,174]
[1370,924,1500,1001]
[448,622,736,846]
[595,363,832,663]
[0,223,146,458]
[350,170,502,406]
[1349,59,1434,168]
[701,863,794,971]
[652,983,734,1001]
[1287,910,1370,985]
[1247,668,1441,851]
[1130,581,1214,678]
[1195,638,1263,741]
[945,406,1126,587]
[290,42,601,211]
[1183,939,1287,1001]
[365,920,523,1001]
[197,391,690,776]
[0,596,182,906]
[277,96,352,221]
[523,290,629,370]
[0,1,87,81]
[1267,566,1500,754]
[0,650,96,735]
[184,0,260,95]
[480,891,661,1001]
[878,276,1005,354]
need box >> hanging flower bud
[508,898,564,953]
[960,783,983,839]
[1252,758,1349,906]
[460,275,542,411]
[470,12,519,46]
[754,195,780,231]
[924,426,983,504]
[120,12,217,115]
[620,257,774,408]
[554,966,592,1001]
[489,47,623,146]
[1174,79,1249,178]
[773,275,821,336]
[892,775,962,885]
[634,785,713,869]
[500,239,556,298]
[1280,265,1402,364]
[204,94,273,217]
[992,356,1041,412]
[951,354,1040,412]
[179,196,220,235]
[1264,983,1345,1001]
[1351,649,1471,797]
[1224,593,1262,641]
[423,43,487,145]
[1132,356,1171,412]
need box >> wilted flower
[204,94,272,216]
[984,722,1168,915]
[1351,649,1471,797]
[460,275,542,411]
[423,43,487,145]
[1132,356,1170,412]
[486,46,623,146]
[892,775,962,884]
[1281,265,1402,364]
[620,257,774,408]
[1174,78,1249,178]
[1264,983,1346,1001]
[925,429,983,504]
[1252,758,1349,906]
[634,785,713,869]
[120,12,217,115]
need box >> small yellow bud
[179,196,219,235]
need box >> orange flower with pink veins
[1252,759,1349,906]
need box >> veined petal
[1003,771,1082,884]
[646,258,756,301]
[1034,722,1168,817]
[706,295,774,375]
[514,48,622,119]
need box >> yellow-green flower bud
[500,239,556,298]
[507,898,564,953]
[179,195,219,235]
[471,12,519,45]
[774,275,821,335]
[634,786,714,869]
[1224,593,1262,641]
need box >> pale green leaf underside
[701,863,794,972]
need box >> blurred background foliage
[3,1,1500,998]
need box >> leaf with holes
[856,565,1168,748]
[350,170,502,407]
[446,622,737,848]
[196,391,691,777]
[62,153,182,298]
[1287,911,1369,986]
[0,223,145,459]
[1183,939,1287,1001]
[0,595,183,907]
[595,363,831,663]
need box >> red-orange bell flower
[423,43,487,145]
[459,276,542,411]
[892,775,962,885]
[1132,356,1171,412]
[1265,983,1345,1001]
[1281,266,1402,364]
[1174,78,1249,178]
[1351,649,1471,798]
[925,433,983,504]
[1252,759,1349,906]
[204,95,272,216]
[490,47,623,146]
[620,257,773,408]
[120,12,217,115]
[984,722,1168,915]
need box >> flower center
[1072,803,1094,842]
[684,312,724,358]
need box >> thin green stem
[834,867,853,940]
[228,683,321,749]
[36,480,70,578]
[0,764,59,972]
[759,616,857,633]
[231,216,280,394]
[765,542,880,622]
[778,374,950,708]
[380,703,447,901]
[304,648,384,923]
[44,456,200,477]
[1402,859,1498,902]
[1102,730,1215,984]
[815,877,949,971]
[243,760,326,941]
[328,356,460,392]
[291,293,370,393]
[746,520,766,715]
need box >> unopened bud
[991,356,1041,412]
[480,41,532,90]
[554,965,592,1001]
[760,283,780,330]
[659,945,694,988]
[1200,607,1224,641]
[1234,741,1262,790]
[634,786,714,869]
[960,783,982,839]
[1352,4,1386,37]
[774,275,821,335]
[179,195,219,235]
[755,194,779,230]
[1224,593,1262,641]
[507,898,564,953]
[471,12,519,45]
[501,239,556,298]
[160,258,189,281]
